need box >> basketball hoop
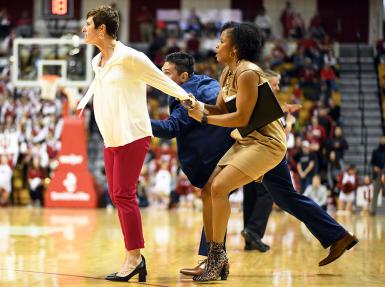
[39,75,60,100]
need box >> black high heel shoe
[105,255,147,282]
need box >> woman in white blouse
[78,5,189,282]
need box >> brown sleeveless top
[220,60,287,146]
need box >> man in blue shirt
[152,53,296,275]
[151,52,235,276]
[151,52,234,189]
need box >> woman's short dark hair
[87,5,119,39]
[220,21,264,62]
[165,52,195,76]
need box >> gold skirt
[217,129,287,182]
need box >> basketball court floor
[0,207,384,286]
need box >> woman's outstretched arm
[188,70,260,128]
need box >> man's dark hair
[220,21,264,62]
[87,5,119,39]
[165,52,195,76]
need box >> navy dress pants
[197,159,346,255]
[243,182,273,238]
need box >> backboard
[12,37,94,88]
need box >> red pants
[104,136,150,250]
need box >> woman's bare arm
[205,70,259,128]
[202,89,228,115]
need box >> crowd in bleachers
[0,82,65,207]
[0,7,77,207]
[0,2,381,214]
[140,2,368,213]
[0,11,65,206]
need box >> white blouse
[77,41,189,147]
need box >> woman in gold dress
[186,22,357,282]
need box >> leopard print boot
[193,242,229,282]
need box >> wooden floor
[0,207,384,287]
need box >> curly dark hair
[220,21,264,62]
[87,5,119,39]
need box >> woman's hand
[181,94,197,110]
[282,103,302,113]
[188,104,204,122]
[181,94,206,122]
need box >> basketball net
[39,75,60,100]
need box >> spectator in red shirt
[318,107,335,138]
[288,135,302,172]
[299,58,319,99]
[337,165,359,213]
[186,31,201,59]
[152,141,177,172]
[292,83,303,101]
[307,116,326,146]
[298,33,319,56]
[309,12,321,29]
[46,131,61,173]
[175,170,194,208]
[309,12,325,40]
[290,13,305,39]
[321,63,335,79]
[270,41,287,68]
[299,59,317,83]
[280,1,295,38]
[320,64,337,105]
